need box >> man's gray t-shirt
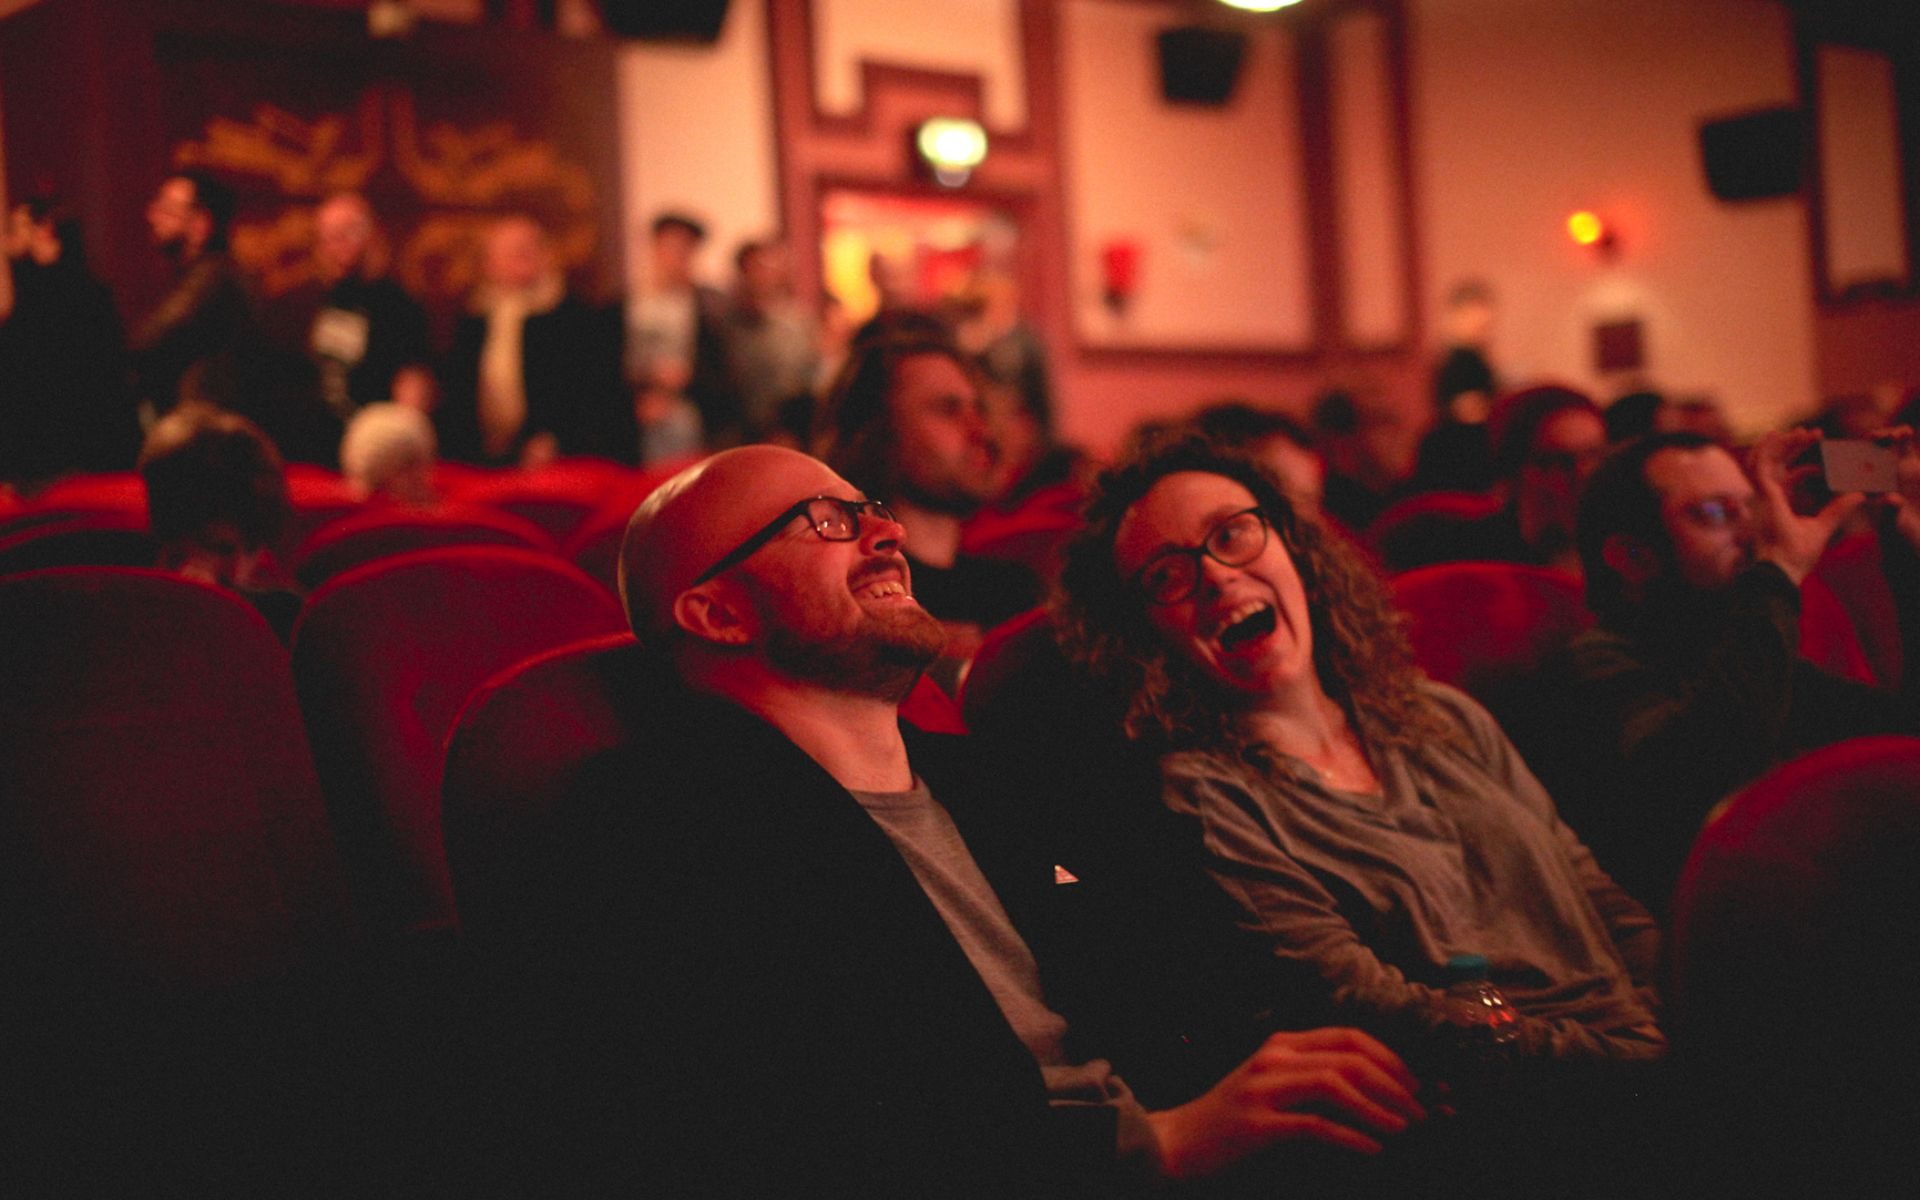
[849,779,1157,1164]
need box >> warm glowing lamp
[1217,0,1304,11]
[915,118,989,188]
[1567,211,1606,246]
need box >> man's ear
[1601,533,1657,586]
[671,581,755,647]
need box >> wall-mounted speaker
[1698,107,1804,201]
[1157,27,1246,107]
[601,0,731,43]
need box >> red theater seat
[1796,570,1874,685]
[444,632,964,948]
[902,672,966,734]
[32,471,148,514]
[1668,735,1920,1195]
[1365,489,1504,572]
[283,464,365,547]
[1391,561,1591,700]
[563,506,630,598]
[291,547,626,939]
[442,633,645,945]
[0,567,353,992]
[0,513,156,576]
[291,503,556,589]
[442,458,646,543]
[1812,529,1904,689]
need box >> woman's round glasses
[1132,507,1270,605]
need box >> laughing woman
[1054,435,1664,1113]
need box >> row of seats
[2,554,968,974]
[6,550,1913,1188]
[0,459,681,591]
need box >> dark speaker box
[601,0,731,43]
[1157,27,1246,107]
[1699,107,1804,201]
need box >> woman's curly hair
[1054,433,1455,763]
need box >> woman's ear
[671,580,756,646]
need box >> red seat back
[283,465,365,548]
[0,513,156,576]
[442,457,672,542]
[31,471,148,514]
[291,547,627,938]
[1391,560,1591,696]
[1667,736,1920,1191]
[1797,569,1874,685]
[1366,488,1504,572]
[442,634,647,944]
[563,506,630,598]
[292,503,557,589]
[0,568,353,992]
[902,672,966,734]
[1811,529,1903,688]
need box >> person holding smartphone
[1519,427,1920,916]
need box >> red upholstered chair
[291,546,627,939]
[441,458,646,543]
[0,512,156,576]
[1796,570,1874,686]
[902,672,967,734]
[563,505,631,598]
[1365,489,1504,572]
[291,503,557,589]
[442,633,645,946]
[1811,528,1903,688]
[1390,561,1591,710]
[1,472,149,539]
[443,631,966,948]
[32,471,148,514]
[283,464,365,548]
[0,567,354,992]
[961,480,1088,584]
[429,460,494,493]
[1667,736,1920,1195]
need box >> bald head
[619,445,855,640]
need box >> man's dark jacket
[477,663,1120,1197]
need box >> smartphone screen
[1820,439,1899,494]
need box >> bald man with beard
[488,444,1424,1196]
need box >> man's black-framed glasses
[1132,506,1270,605]
[690,495,898,586]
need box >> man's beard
[764,604,947,701]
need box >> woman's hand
[1143,1027,1426,1180]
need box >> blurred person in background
[724,238,817,444]
[1193,401,1326,522]
[131,170,264,427]
[340,402,437,506]
[1312,386,1420,534]
[1416,279,1501,492]
[1,194,135,489]
[261,192,433,464]
[440,213,629,468]
[627,211,735,456]
[139,404,301,642]
[815,321,1041,679]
